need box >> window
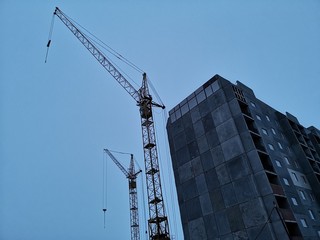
[283,178,290,186]
[300,218,308,228]
[308,210,315,220]
[180,103,189,115]
[211,81,219,92]
[291,172,298,182]
[268,144,274,150]
[266,115,270,121]
[251,102,256,107]
[204,85,213,97]
[271,128,276,135]
[291,197,298,206]
[196,90,206,103]
[170,111,177,123]
[317,230,320,237]
[256,115,261,120]
[301,175,307,184]
[284,157,291,165]
[278,142,283,149]
[262,128,268,135]
[175,109,181,119]
[275,160,282,167]
[188,96,197,110]
[299,190,306,200]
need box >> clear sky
[1,1,319,240]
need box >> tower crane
[52,7,171,240]
[104,149,142,240]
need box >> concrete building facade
[166,75,320,239]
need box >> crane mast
[53,8,170,240]
[104,149,141,240]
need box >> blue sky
[1,1,319,240]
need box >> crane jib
[54,7,141,103]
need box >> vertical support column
[140,97,170,240]
[129,177,140,240]
[129,155,140,240]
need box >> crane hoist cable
[59,11,144,74]
[102,150,108,228]
[146,76,165,111]
[45,14,55,63]
[161,110,179,239]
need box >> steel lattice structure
[54,8,171,240]
[104,149,141,240]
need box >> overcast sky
[1,1,319,240]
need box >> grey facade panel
[246,150,264,173]
[212,103,232,127]
[203,213,219,238]
[209,188,225,212]
[254,171,273,196]
[240,131,256,152]
[205,168,220,192]
[226,205,245,232]
[215,209,231,235]
[188,217,207,240]
[188,141,200,160]
[193,119,205,138]
[216,118,238,143]
[246,223,276,240]
[234,176,258,203]
[207,88,227,111]
[232,230,249,240]
[176,145,190,166]
[221,183,238,207]
[226,155,250,181]
[178,161,193,184]
[202,113,215,132]
[185,197,202,221]
[221,135,245,161]
[195,173,208,195]
[198,99,211,118]
[216,163,231,186]
[182,179,198,201]
[206,129,220,149]
[197,135,209,154]
[211,145,225,167]
[191,156,204,177]
[190,106,201,124]
[240,198,267,228]
[200,150,214,170]
[199,192,213,216]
